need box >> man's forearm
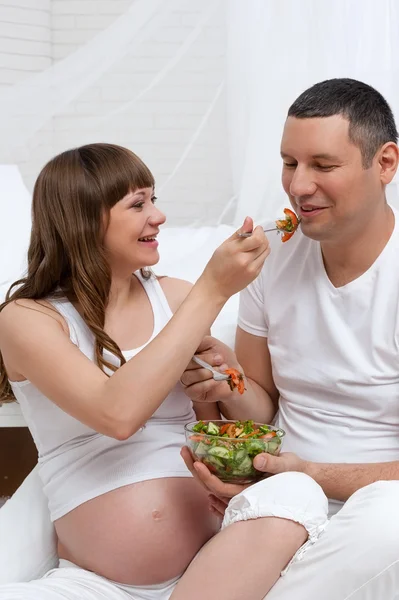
[218,377,277,424]
[305,460,399,502]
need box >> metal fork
[238,226,282,238]
[192,355,230,381]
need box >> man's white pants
[266,478,399,599]
[1,474,399,599]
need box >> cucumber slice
[267,441,280,454]
[195,442,209,457]
[206,422,220,435]
[234,449,248,463]
[233,456,252,472]
[247,440,267,454]
[208,446,231,459]
[205,455,225,468]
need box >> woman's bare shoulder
[0,299,70,381]
[0,298,68,334]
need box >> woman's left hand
[208,494,229,518]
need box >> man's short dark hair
[288,78,398,168]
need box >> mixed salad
[276,208,300,242]
[185,420,285,483]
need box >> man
[180,78,399,599]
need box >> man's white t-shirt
[238,207,399,514]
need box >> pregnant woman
[0,143,312,600]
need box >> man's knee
[222,472,329,540]
[342,480,399,557]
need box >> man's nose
[289,166,317,197]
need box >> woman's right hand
[180,335,244,404]
[199,217,270,302]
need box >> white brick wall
[0,2,51,86]
[1,0,232,225]
[0,1,52,186]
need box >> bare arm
[245,451,399,503]
[0,282,224,440]
[192,402,221,422]
[218,327,278,424]
[304,461,399,502]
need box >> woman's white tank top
[10,272,195,521]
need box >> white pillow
[0,466,57,583]
[157,224,239,348]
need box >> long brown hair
[0,143,155,403]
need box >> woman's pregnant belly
[56,477,220,585]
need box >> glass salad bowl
[185,420,285,484]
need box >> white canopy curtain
[1,0,399,294]
[227,0,399,226]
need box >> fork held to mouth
[238,208,301,242]
[238,226,281,238]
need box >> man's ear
[378,142,399,184]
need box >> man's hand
[180,335,245,404]
[252,451,308,475]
